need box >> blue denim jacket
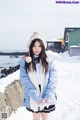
[19,58,57,110]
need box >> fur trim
[24,56,32,63]
[46,51,53,63]
[46,56,53,63]
[27,63,45,111]
[24,55,52,63]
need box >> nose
[35,47,39,51]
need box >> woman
[19,32,57,120]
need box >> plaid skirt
[26,104,56,113]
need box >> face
[32,41,42,56]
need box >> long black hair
[25,39,48,74]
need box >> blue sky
[0,0,80,50]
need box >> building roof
[64,27,80,35]
[46,39,61,42]
[64,27,80,40]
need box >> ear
[24,56,32,63]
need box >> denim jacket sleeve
[19,58,42,102]
[44,60,57,102]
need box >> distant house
[64,27,80,56]
[46,39,62,53]
[64,27,80,47]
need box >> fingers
[43,98,51,104]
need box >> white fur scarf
[27,63,45,111]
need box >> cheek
[32,48,35,52]
[39,48,42,52]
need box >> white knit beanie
[27,32,47,48]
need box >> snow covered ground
[0,51,80,120]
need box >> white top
[36,63,41,85]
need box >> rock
[1,65,20,78]
[1,68,7,74]
[9,66,15,72]
[0,67,4,68]
[0,80,23,118]
[14,65,20,71]
[6,68,13,75]
[0,92,6,112]
[0,92,10,118]
[4,80,23,112]
[0,74,6,78]
[10,55,19,58]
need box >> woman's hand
[37,98,51,104]
[37,99,44,105]
[43,98,52,104]
[37,98,52,110]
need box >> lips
[35,51,39,53]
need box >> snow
[46,39,61,42]
[0,70,20,93]
[0,51,80,120]
[70,45,80,47]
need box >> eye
[39,45,41,47]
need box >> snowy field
[0,51,80,120]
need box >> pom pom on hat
[27,32,47,48]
